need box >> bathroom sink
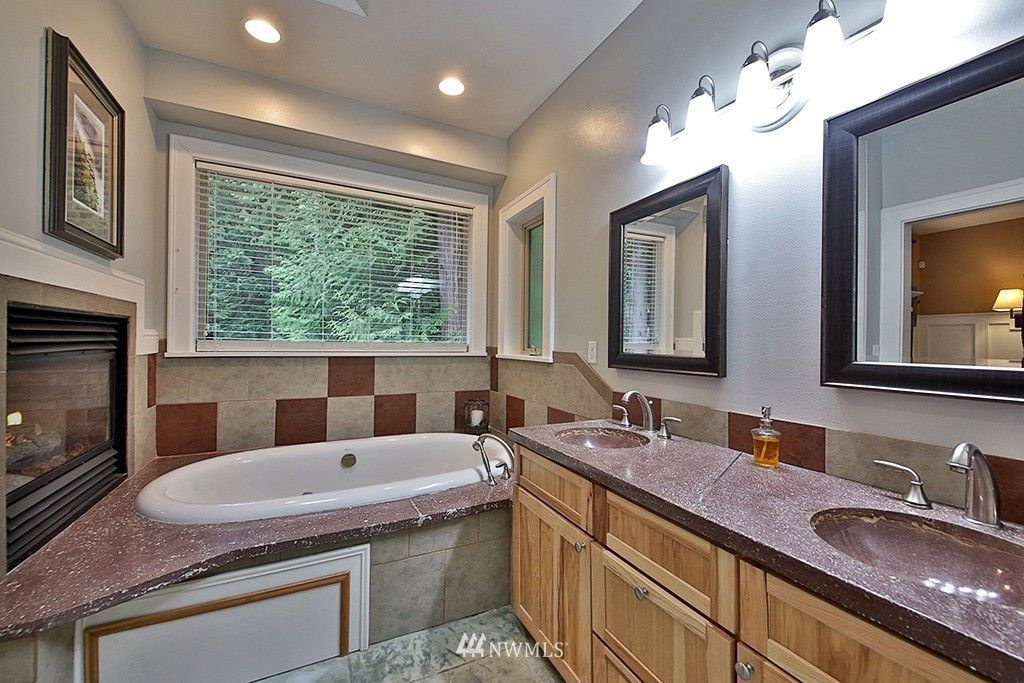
[554,427,650,449]
[811,508,1024,608]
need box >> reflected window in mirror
[822,36,1024,402]
[524,217,544,355]
[609,166,727,376]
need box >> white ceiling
[912,200,1024,235]
[117,0,643,138]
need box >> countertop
[0,454,511,641]
[508,419,1024,682]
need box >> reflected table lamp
[993,288,1024,368]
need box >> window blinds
[623,233,664,345]
[194,163,473,350]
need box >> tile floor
[260,606,560,682]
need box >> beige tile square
[416,391,455,433]
[375,357,489,394]
[478,508,511,541]
[444,537,510,621]
[248,358,328,400]
[327,396,374,441]
[369,551,445,643]
[370,530,409,565]
[132,356,148,415]
[36,623,74,683]
[409,516,479,555]
[132,407,157,471]
[0,635,34,683]
[188,358,250,402]
[660,399,729,447]
[825,429,963,507]
[217,400,277,451]
[489,391,506,433]
[524,400,547,427]
[155,355,190,404]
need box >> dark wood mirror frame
[822,36,1024,403]
[608,165,728,377]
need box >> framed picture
[44,29,125,259]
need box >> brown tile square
[506,396,525,430]
[612,392,661,428]
[489,356,498,392]
[374,394,416,436]
[328,357,375,397]
[156,403,217,456]
[147,354,157,407]
[728,412,826,472]
[454,390,490,432]
[547,407,575,424]
[989,455,1024,524]
[276,398,327,446]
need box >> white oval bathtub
[134,433,511,524]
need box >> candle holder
[463,399,489,435]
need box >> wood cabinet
[601,491,737,632]
[739,561,984,683]
[735,644,797,683]
[591,545,734,683]
[518,447,593,533]
[592,636,643,683]
[512,486,592,683]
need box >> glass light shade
[737,57,774,124]
[993,288,1024,311]
[685,90,716,131]
[640,117,672,166]
[802,12,844,90]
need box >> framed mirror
[822,37,1024,402]
[609,165,728,376]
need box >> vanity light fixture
[685,75,717,132]
[736,41,773,124]
[244,18,282,44]
[640,104,672,166]
[802,0,844,88]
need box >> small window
[524,218,544,354]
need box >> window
[167,136,488,356]
[622,232,664,350]
[497,174,556,362]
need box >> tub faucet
[621,391,655,432]
[474,434,514,486]
[947,443,1000,528]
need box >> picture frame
[44,28,125,260]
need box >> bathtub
[134,433,511,524]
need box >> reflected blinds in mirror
[623,233,664,347]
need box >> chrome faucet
[474,434,514,486]
[621,391,655,432]
[947,443,1000,528]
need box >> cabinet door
[592,545,734,683]
[518,446,593,533]
[512,486,592,683]
[735,644,797,683]
[739,561,984,683]
[593,635,643,683]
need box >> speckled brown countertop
[509,419,1024,682]
[0,454,510,641]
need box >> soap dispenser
[751,405,781,469]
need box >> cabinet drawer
[592,545,734,683]
[739,561,984,683]
[593,635,642,683]
[602,492,737,631]
[735,644,797,683]
[518,446,593,533]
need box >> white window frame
[166,135,489,357]
[496,174,556,363]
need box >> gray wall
[493,0,1024,459]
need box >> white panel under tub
[74,545,369,683]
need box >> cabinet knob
[735,661,755,681]
[633,586,649,601]
[573,541,586,553]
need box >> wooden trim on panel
[736,643,799,683]
[592,484,608,545]
[518,448,593,533]
[738,560,768,654]
[593,634,643,683]
[713,549,738,634]
[84,571,351,683]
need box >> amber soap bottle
[751,405,781,469]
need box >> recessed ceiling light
[244,18,281,44]
[438,77,465,97]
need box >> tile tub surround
[508,420,1024,681]
[153,355,491,455]
[0,453,511,642]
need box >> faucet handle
[612,404,631,428]
[658,417,682,440]
[873,460,932,509]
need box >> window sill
[495,353,554,364]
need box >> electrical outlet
[587,340,598,364]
